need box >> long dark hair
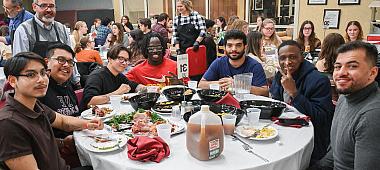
[129,29,144,59]
[296,20,319,51]
[318,33,345,73]
[217,16,226,30]
[110,23,125,45]
[246,31,263,60]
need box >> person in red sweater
[126,33,177,86]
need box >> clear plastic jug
[186,105,224,161]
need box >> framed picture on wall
[323,9,341,29]
[255,0,263,10]
[338,0,360,5]
[307,0,328,5]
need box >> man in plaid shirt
[95,18,112,46]
[173,0,206,54]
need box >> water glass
[188,81,198,90]
[222,114,237,135]
[246,108,261,127]
[156,124,172,144]
[171,105,181,122]
[233,73,253,100]
[109,95,121,113]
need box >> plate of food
[152,101,179,114]
[106,109,185,136]
[236,125,278,140]
[81,105,115,120]
[82,133,129,153]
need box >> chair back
[186,45,207,77]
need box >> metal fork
[241,144,269,162]
[232,134,269,162]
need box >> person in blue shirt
[198,29,268,96]
[0,0,33,45]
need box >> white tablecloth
[74,94,313,170]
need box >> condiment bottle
[186,105,224,161]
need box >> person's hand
[192,41,200,52]
[176,49,181,55]
[85,118,104,130]
[219,77,233,91]
[117,84,132,94]
[279,68,297,97]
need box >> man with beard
[126,33,177,86]
[82,44,144,110]
[270,40,334,164]
[0,52,102,170]
[198,29,268,96]
[310,41,380,170]
[12,0,81,88]
[0,0,33,45]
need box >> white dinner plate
[82,134,129,153]
[236,125,278,141]
[81,104,116,120]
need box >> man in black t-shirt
[81,44,144,110]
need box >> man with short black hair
[312,41,380,170]
[152,13,169,44]
[0,52,102,170]
[139,18,152,35]
[198,29,268,96]
[270,40,334,164]
[0,0,33,45]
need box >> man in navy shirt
[198,29,268,96]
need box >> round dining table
[73,93,314,170]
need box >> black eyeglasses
[35,3,56,10]
[147,46,163,54]
[51,56,75,67]
[15,69,51,80]
[116,56,129,64]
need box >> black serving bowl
[197,89,227,102]
[162,87,196,101]
[239,100,286,119]
[129,92,160,110]
[183,102,245,126]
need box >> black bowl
[129,93,160,110]
[183,102,245,126]
[162,87,195,101]
[239,100,286,119]
[197,89,227,102]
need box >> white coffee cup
[156,124,172,144]
[222,114,237,135]
[109,95,121,113]
[246,108,261,127]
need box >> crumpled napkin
[127,136,170,163]
[215,92,241,109]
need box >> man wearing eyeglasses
[12,0,81,88]
[0,0,33,45]
[81,44,145,110]
[0,52,101,170]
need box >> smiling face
[225,39,246,61]
[176,1,187,14]
[347,25,360,41]
[48,49,74,84]
[108,50,129,74]
[9,60,49,98]
[79,23,88,35]
[3,0,21,18]
[278,45,303,75]
[33,0,56,24]
[147,37,164,66]
[262,23,274,38]
[333,49,378,94]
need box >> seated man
[38,43,81,167]
[82,44,144,110]
[311,41,380,169]
[0,52,103,170]
[270,40,334,164]
[198,30,268,96]
[126,32,177,86]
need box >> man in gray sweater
[310,41,380,169]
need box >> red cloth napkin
[127,136,170,163]
[215,92,241,109]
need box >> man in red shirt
[126,33,177,86]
